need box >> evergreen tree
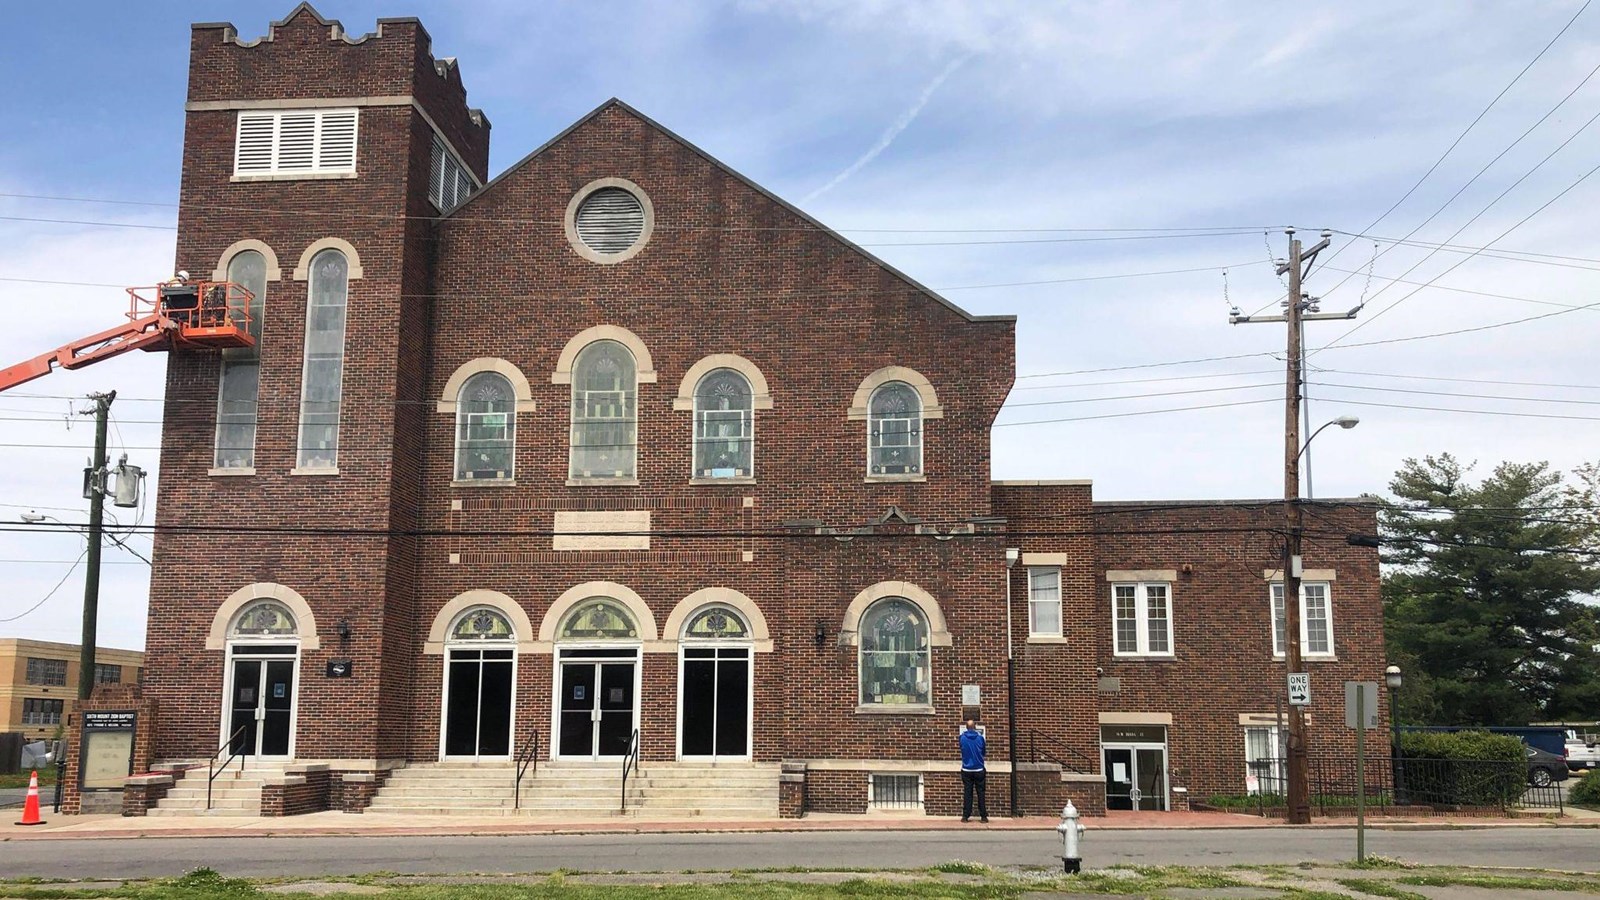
[1382,455,1600,725]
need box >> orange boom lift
[0,279,255,393]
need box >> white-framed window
[428,136,477,212]
[1028,566,1062,637]
[693,368,753,479]
[1271,582,1334,658]
[1243,726,1284,796]
[454,371,515,481]
[1111,582,1173,657]
[868,381,922,475]
[215,248,268,469]
[296,249,349,469]
[22,698,63,727]
[859,597,931,706]
[868,772,924,810]
[234,109,358,176]
[569,340,638,480]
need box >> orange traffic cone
[14,769,44,826]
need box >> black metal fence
[1237,755,1564,817]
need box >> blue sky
[2,1,1599,648]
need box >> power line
[1318,298,1600,352]
[1313,397,1600,422]
[994,397,1278,427]
[1313,367,1600,391]
[0,548,86,623]
[1309,380,1600,406]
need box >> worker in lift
[158,270,199,327]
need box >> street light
[1299,416,1358,500]
[1385,664,1406,804]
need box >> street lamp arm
[1297,415,1359,459]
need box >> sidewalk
[3,807,1586,841]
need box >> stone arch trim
[205,582,321,650]
[671,354,774,411]
[436,358,537,414]
[838,581,951,647]
[210,239,284,283]
[423,589,538,655]
[551,325,658,384]
[846,366,943,420]
[535,581,661,652]
[291,237,365,280]
[660,587,774,652]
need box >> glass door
[228,659,262,757]
[1103,747,1135,810]
[227,653,296,758]
[1134,746,1167,811]
[444,648,514,758]
[596,662,636,756]
[680,647,750,758]
[558,662,599,757]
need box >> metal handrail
[620,728,641,812]
[513,731,540,810]
[1025,727,1094,774]
[205,724,251,811]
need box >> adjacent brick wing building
[81,4,1383,818]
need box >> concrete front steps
[146,763,287,817]
[366,761,780,818]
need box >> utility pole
[1230,228,1356,824]
[78,390,115,702]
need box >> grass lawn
[2,862,1600,900]
[0,770,57,789]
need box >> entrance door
[227,654,295,757]
[558,659,636,758]
[444,648,513,758]
[1102,744,1167,810]
[680,647,750,758]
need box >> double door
[1104,744,1167,811]
[227,652,296,758]
[558,651,637,758]
[679,646,750,758]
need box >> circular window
[565,178,654,264]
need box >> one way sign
[1287,672,1311,706]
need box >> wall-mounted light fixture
[337,619,353,644]
[814,620,826,649]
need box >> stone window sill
[854,704,937,716]
[691,476,757,485]
[1026,635,1070,644]
[567,478,640,487]
[1274,654,1337,662]
[1111,652,1176,660]
[865,475,927,484]
[232,172,358,183]
[452,479,515,488]
[290,466,340,477]
[208,467,256,477]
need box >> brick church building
[67,5,1384,817]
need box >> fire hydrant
[1056,801,1086,874]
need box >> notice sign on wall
[80,710,137,791]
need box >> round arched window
[450,607,514,642]
[859,597,930,706]
[559,598,639,640]
[231,600,297,638]
[683,605,749,640]
[868,381,922,475]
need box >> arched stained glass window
[297,249,349,469]
[570,340,637,479]
[859,597,930,706]
[450,607,514,641]
[455,372,516,481]
[232,600,297,638]
[559,598,638,640]
[215,249,268,469]
[868,381,922,475]
[683,605,749,640]
[693,368,753,479]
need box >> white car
[1566,729,1600,770]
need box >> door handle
[256,707,266,721]
[591,708,601,722]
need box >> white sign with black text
[1287,672,1311,707]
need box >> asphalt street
[2,826,1596,879]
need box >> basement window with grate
[234,109,358,177]
[868,773,923,811]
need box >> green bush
[1397,730,1526,806]
[1570,770,1600,808]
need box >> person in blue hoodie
[959,718,989,823]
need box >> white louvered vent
[575,188,646,254]
[232,109,359,177]
[428,135,476,212]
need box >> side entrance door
[679,647,750,758]
[227,651,296,757]
[1102,743,1168,811]
[557,657,636,758]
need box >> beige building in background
[0,639,143,742]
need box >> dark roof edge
[1092,496,1379,508]
[448,97,1016,325]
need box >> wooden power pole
[1230,228,1356,824]
[78,390,115,702]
